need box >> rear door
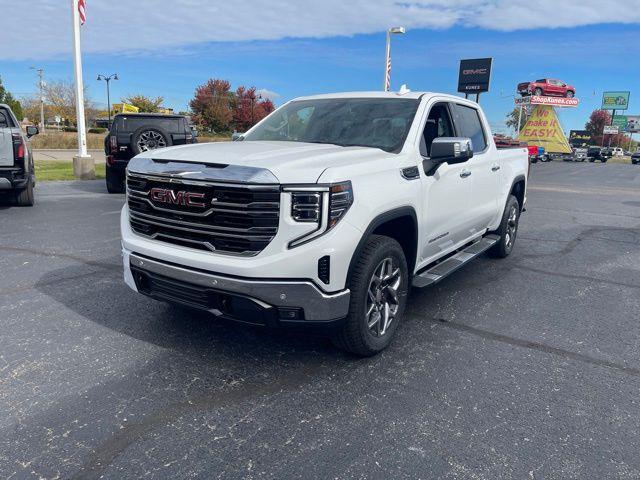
[0,109,15,167]
[450,102,498,236]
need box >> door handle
[491,165,501,172]
[460,169,472,178]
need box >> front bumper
[123,249,351,323]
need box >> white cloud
[2,0,639,60]
[256,89,280,101]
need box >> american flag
[78,0,86,25]
[385,55,391,91]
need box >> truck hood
[138,140,394,184]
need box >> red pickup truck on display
[518,79,575,98]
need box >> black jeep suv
[104,113,196,193]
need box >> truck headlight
[285,181,353,248]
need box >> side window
[420,103,454,157]
[451,104,487,152]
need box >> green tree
[0,76,24,121]
[505,107,526,133]
[122,94,164,113]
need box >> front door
[419,102,474,262]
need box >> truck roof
[292,91,465,102]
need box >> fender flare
[347,206,419,282]
[507,174,526,208]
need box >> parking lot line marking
[529,185,640,196]
[433,319,640,377]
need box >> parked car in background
[631,152,640,165]
[611,147,624,157]
[104,113,197,193]
[600,147,614,161]
[572,148,588,162]
[120,91,529,356]
[517,79,575,98]
[587,146,605,162]
[0,104,38,206]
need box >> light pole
[250,94,263,126]
[97,74,118,127]
[383,26,405,92]
[30,67,45,132]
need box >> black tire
[588,158,595,162]
[333,235,409,356]
[488,195,520,259]
[106,165,125,194]
[566,91,574,98]
[534,88,543,96]
[131,126,172,155]
[15,176,35,207]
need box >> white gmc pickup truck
[121,91,528,355]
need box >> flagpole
[71,0,94,179]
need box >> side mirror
[431,137,473,164]
[26,125,39,138]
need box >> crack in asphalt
[433,319,640,378]
[512,264,640,290]
[70,360,336,480]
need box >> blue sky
[2,1,639,135]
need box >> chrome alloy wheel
[505,204,518,248]
[136,130,167,152]
[366,257,401,337]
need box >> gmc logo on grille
[149,188,206,208]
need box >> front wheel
[534,88,543,96]
[334,235,408,356]
[488,195,520,259]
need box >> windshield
[243,98,420,153]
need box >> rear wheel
[488,195,520,259]
[566,91,575,98]
[106,165,125,194]
[334,235,408,356]
[15,177,34,206]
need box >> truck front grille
[126,173,280,256]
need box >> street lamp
[383,26,405,92]
[29,67,45,132]
[97,74,118,128]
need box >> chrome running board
[412,234,500,288]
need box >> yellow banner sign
[517,105,572,153]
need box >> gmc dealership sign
[457,58,493,93]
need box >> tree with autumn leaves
[189,79,274,133]
[585,109,635,148]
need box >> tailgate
[0,128,14,167]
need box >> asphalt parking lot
[1,161,639,479]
